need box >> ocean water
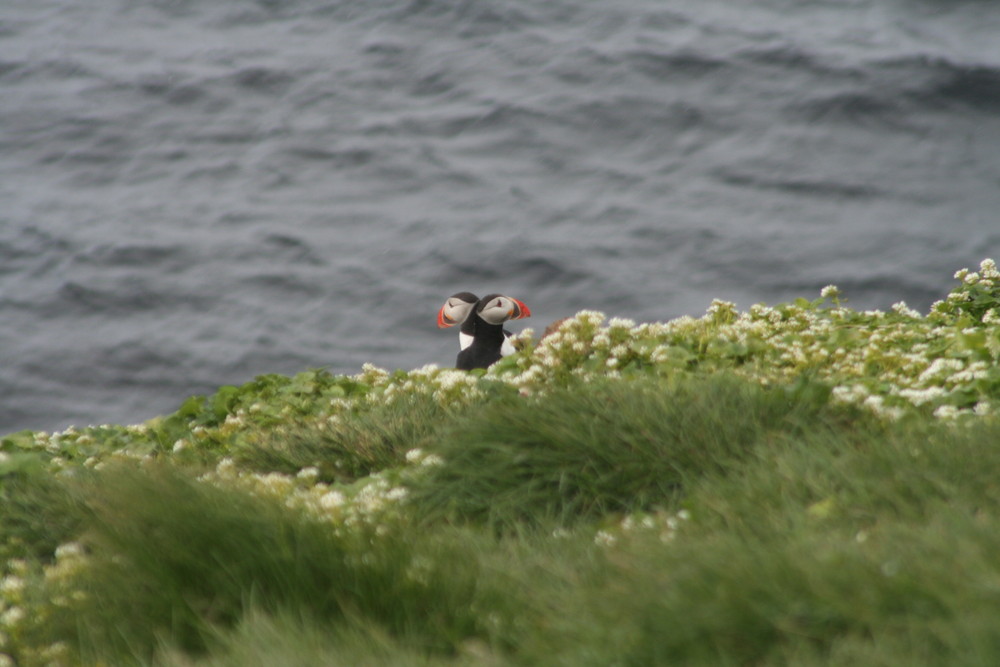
[2,0,999,432]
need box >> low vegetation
[2,260,1000,665]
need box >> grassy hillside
[2,259,1000,666]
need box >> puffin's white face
[437,293,478,328]
[477,295,531,325]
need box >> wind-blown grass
[407,374,868,529]
[3,259,1000,665]
[229,392,471,483]
[4,384,1000,665]
[569,423,1000,667]
[26,466,524,665]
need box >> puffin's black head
[437,292,479,328]
[475,293,531,325]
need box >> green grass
[155,609,464,667]
[4,261,1000,665]
[579,418,1000,667]
[407,374,863,530]
[229,392,471,483]
[40,466,522,665]
[7,374,1000,665]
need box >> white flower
[933,404,960,419]
[820,285,840,299]
[356,363,390,384]
[864,395,884,410]
[707,299,737,319]
[917,358,964,384]
[6,560,28,576]
[0,607,24,628]
[594,530,616,547]
[435,370,474,390]
[831,384,868,403]
[421,454,444,467]
[54,543,85,561]
[40,642,69,662]
[411,363,440,377]
[216,458,237,477]
[513,327,535,341]
[899,386,946,406]
[319,491,345,509]
[297,467,320,480]
[578,310,607,326]
[386,487,409,502]
[891,302,922,318]
[0,577,24,596]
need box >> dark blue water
[2,0,1000,432]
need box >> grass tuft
[45,466,521,664]
[407,374,863,529]
[230,393,466,482]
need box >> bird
[438,293,530,370]
[437,292,523,357]
[457,293,531,370]
[437,291,480,352]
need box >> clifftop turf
[2,260,1000,666]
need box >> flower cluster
[0,423,158,474]
[374,364,486,407]
[483,259,1000,420]
[0,544,88,665]
[932,259,1000,323]
[594,509,692,547]
[3,261,998,491]
[200,459,410,534]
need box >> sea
[2,0,1000,433]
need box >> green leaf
[177,395,207,419]
[0,452,46,477]
[212,385,242,420]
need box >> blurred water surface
[2,0,999,431]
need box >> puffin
[455,293,530,370]
[437,291,480,352]
[437,291,526,357]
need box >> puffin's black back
[456,294,509,370]
[456,317,505,369]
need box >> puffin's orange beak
[510,298,531,320]
[438,305,456,328]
